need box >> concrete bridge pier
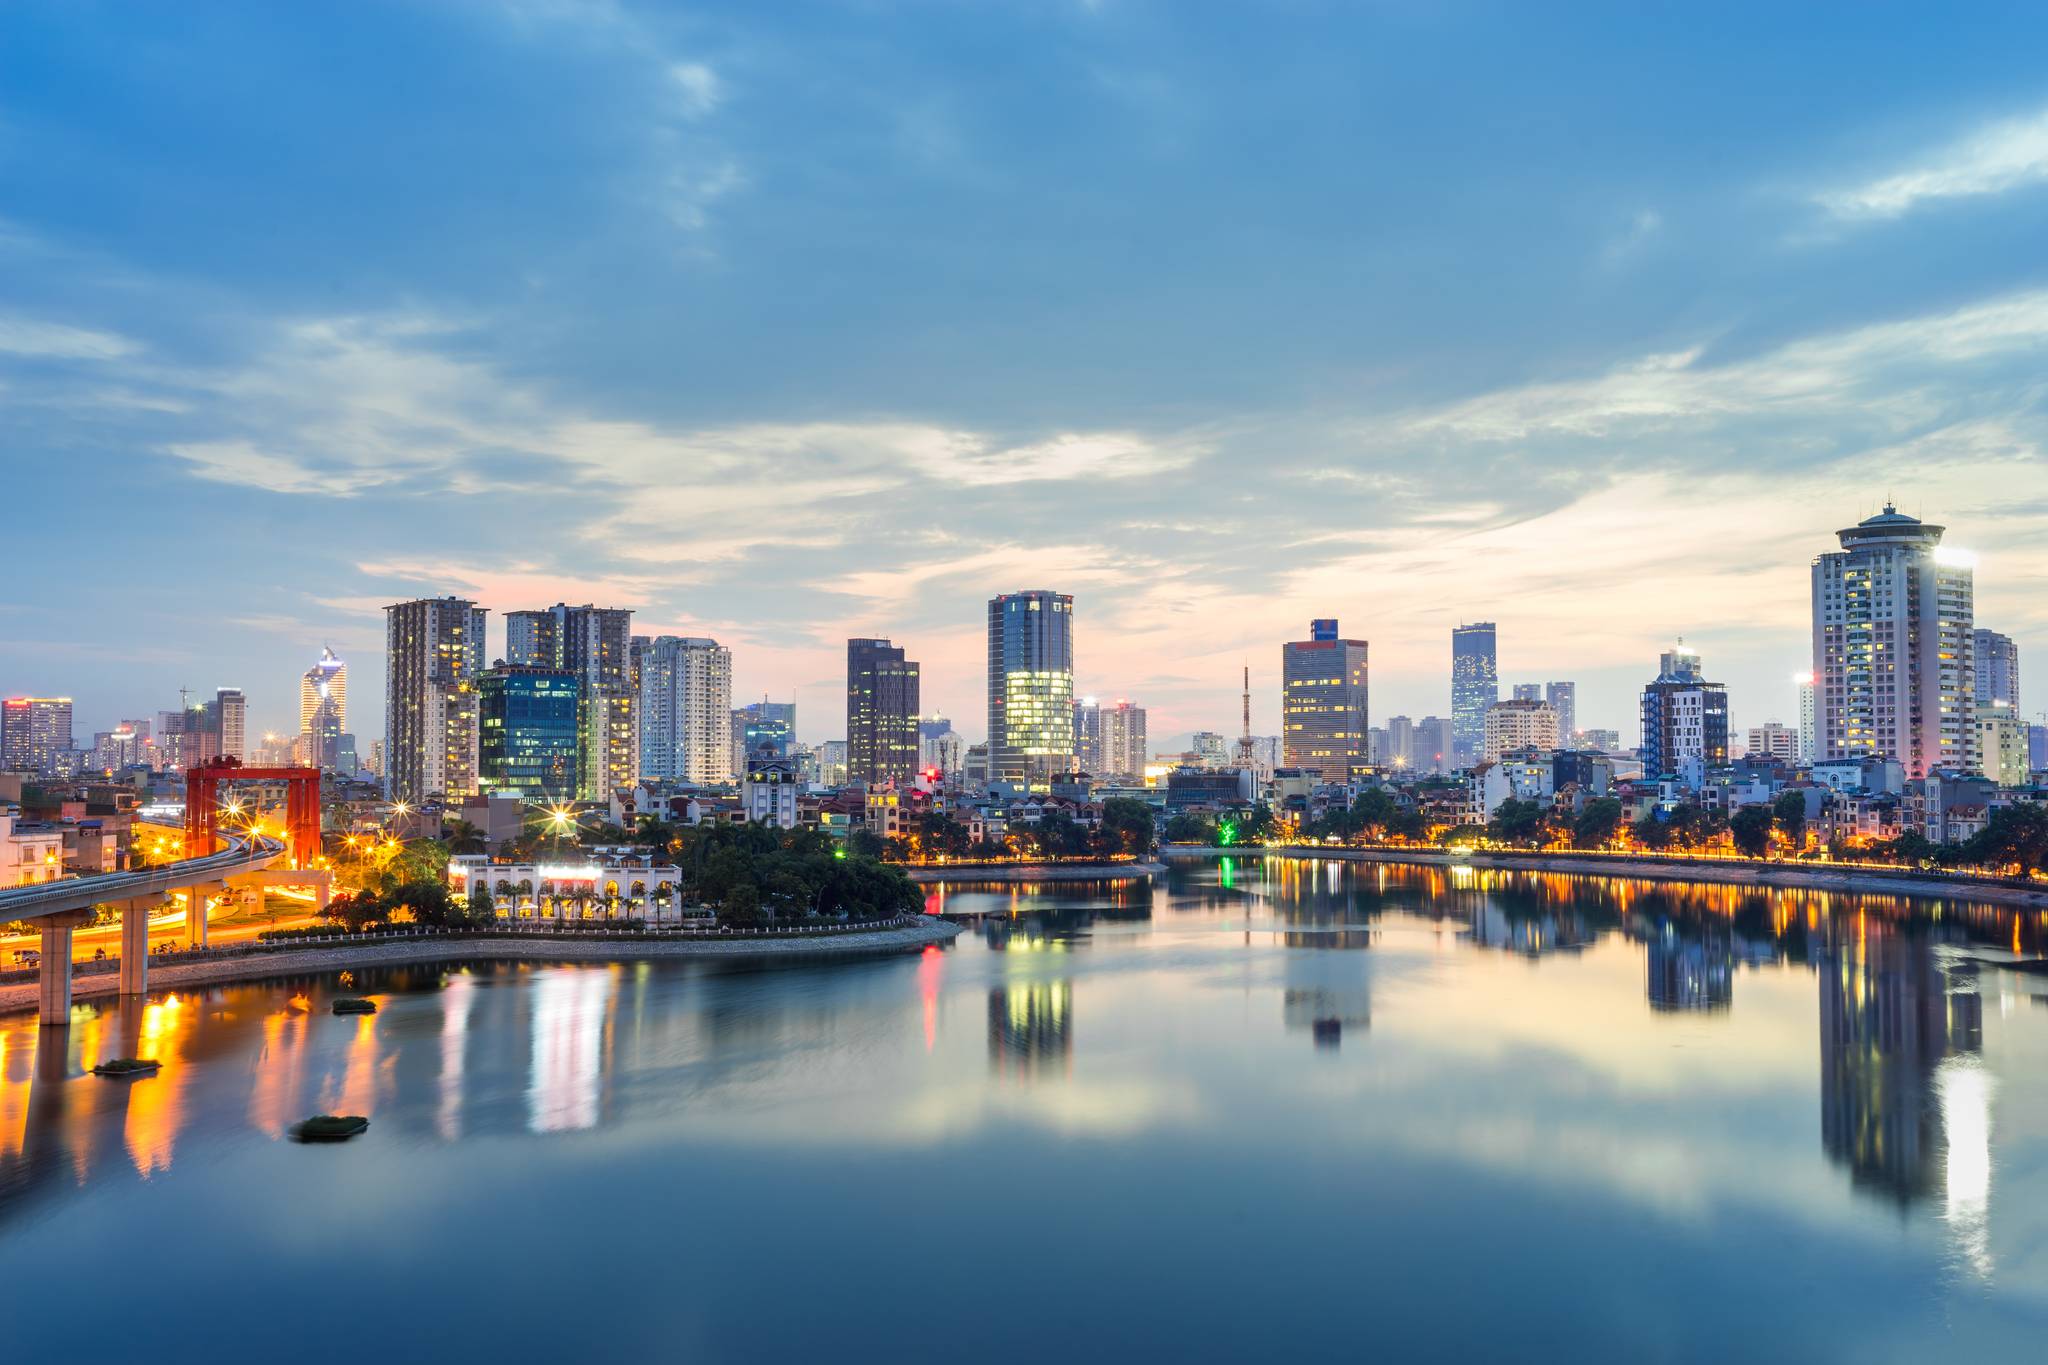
[118,896,157,997]
[185,883,221,949]
[35,908,95,1027]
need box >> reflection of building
[1283,990,1371,1050]
[1465,902,1594,957]
[988,981,1072,1078]
[1645,927,1734,1012]
[1817,927,1982,1205]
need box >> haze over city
[5,2,2047,743]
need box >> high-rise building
[1545,682,1577,742]
[1795,672,1818,765]
[1483,698,1559,762]
[1098,700,1147,781]
[1811,505,1975,778]
[1746,722,1799,763]
[2030,724,2048,774]
[987,590,1076,787]
[210,687,247,763]
[477,665,582,800]
[729,699,796,775]
[847,638,920,786]
[1072,698,1103,774]
[301,646,348,768]
[637,636,732,784]
[1383,715,1416,770]
[506,603,636,802]
[1640,647,1729,785]
[1192,731,1230,767]
[1,697,73,775]
[1511,683,1541,703]
[1976,703,2028,787]
[1283,618,1370,784]
[1972,629,2019,711]
[1451,623,1499,766]
[1413,716,1454,775]
[384,596,488,803]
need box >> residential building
[731,700,797,774]
[1072,698,1102,773]
[1511,683,1541,703]
[1545,682,1577,742]
[1414,716,1454,774]
[476,665,582,800]
[987,590,1076,787]
[1976,703,2029,788]
[1581,727,1622,753]
[385,597,488,803]
[0,811,65,886]
[1483,699,1559,762]
[1640,648,1729,787]
[1811,504,1975,778]
[847,638,921,786]
[210,687,247,764]
[2,697,73,775]
[1450,622,1498,766]
[506,603,637,802]
[300,646,348,768]
[1192,731,1230,767]
[742,746,801,829]
[637,636,733,785]
[1283,618,1370,784]
[1972,628,2019,710]
[1098,700,1147,782]
[1746,722,1799,763]
[1795,671,1818,765]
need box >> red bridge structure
[184,757,324,867]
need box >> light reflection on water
[3,859,2048,1360]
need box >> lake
[4,857,2047,1362]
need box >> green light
[1217,819,1238,847]
[834,848,847,860]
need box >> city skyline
[5,5,2048,746]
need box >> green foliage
[846,826,886,861]
[1486,798,1549,847]
[1096,798,1158,857]
[1438,823,1488,848]
[1771,791,1809,850]
[1572,798,1624,849]
[1729,805,1774,858]
[670,822,920,924]
[1163,812,1214,844]
[1958,804,2048,876]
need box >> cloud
[1816,105,2048,220]
[0,315,138,361]
[669,62,722,117]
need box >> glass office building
[478,665,582,800]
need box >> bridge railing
[0,834,285,923]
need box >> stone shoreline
[903,860,1166,884]
[0,917,963,1017]
[1161,844,2048,909]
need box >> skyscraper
[1450,622,1499,766]
[384,596,488,803]
[1414,716,1454,775]
[1511,683,1541,703]
[1483,698,1559,761]
[1545,681,1577,742]
[300,646,348,768]
[1,697,73,775]
[1072,698,1103,774]
[210,687,247,763]
[477,665,582,800]
[637,636,732,784]
[987,591,1076,787]
[1282,618,1370,784]
[1811,505,1975,778]
[506,603,636,802]
[1098,700,1147,781]
[730,699,796,773]
[1640,647,1729,785]
[1795,672,1818,765]
[1971,628,2019,710]
[847,638,921,786]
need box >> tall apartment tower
[506,603,636,802]
[1511,683,1541,703]
[1098,700,1147,781]
[637,636,733,784]
[212,687,247,764]
[1811,505,1976,778]
[1282,618,1370,784]
[1545,681,1577,743]
[847,638,921,786]
[1972,628,2019,710]
[300,646,348,768]
[1795,672,1818,765]
[1450,622,1499,767]
[1072,698,1103,774]
[1,697,74,775]
[384,596,488,803]
[987,591,1076,787]
[1640,647,1730,786]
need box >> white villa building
[445,851,698,922]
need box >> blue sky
[4,0,2047,748]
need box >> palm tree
[444,819,487,855]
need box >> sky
[4,0,2047,752]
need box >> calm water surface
[5,859,2048,1362]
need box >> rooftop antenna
[1235,662,1254,768]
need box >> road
[1,887,325,964]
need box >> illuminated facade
[384,596,487,803]
[477,665,582,800]
[847,638,920,786]
[1450,622,1498,766]
[1282,618,1369,784]
[1482,698,1558,762]
[637,635,732,784]
[1796,672,1818,764]
[1811,505,1975,778]
[986,591,1075,787]
[1,697,73,775]
[1098,699,1147,782]
[1639,648,1729,785]
[507,603,636,803]
[299,646,347,767]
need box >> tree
[846,827,886,861]
[1164,812,1214,844]
[1487,798,1547,847]
[1572,798,1624,849]
[443,819,487,856]
[1098,798,1157,858]
[1771,791,1809,852]
[465,886,497,926]
[1729,805,1774,858]
[1632,815,1672,851]
[1438,822,1488,848]
[1960,804,2048,877]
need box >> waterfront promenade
[0,916,962,1017]
[1162,844,2048,909]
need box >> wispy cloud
[1817,105,2048,220]
[0,314,138,360]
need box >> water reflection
[1645,925,1735,1013]
[988,981,1073,1079]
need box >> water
[4,858,2048,1362]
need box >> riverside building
[384,596,488,803]
[1282,618,1370,784]
[986,590,1076,788]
